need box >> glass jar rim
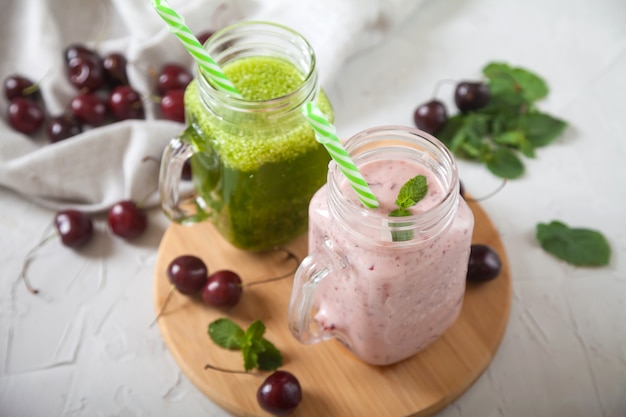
[197,20,318,112]
[327,125,460,246]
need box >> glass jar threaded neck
[196,21,319,125]
[326,126,461,247]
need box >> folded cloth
[0,0,422,213]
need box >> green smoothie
[183,56,334,251]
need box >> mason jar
[159,21,333,251]
[288,126,474,365]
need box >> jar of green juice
[159,21,334,251]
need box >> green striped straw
[302,102,379,208]
[151,0,242,98]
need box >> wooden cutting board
[153,199,511,417]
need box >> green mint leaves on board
[536,221,611,267]
[438,62,567,179]
[208,318,283,372]
[390,175,428,242]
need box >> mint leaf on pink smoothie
[395,175,428,209]
[390,175,428,242]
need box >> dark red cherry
[66,55,105,92]
[54,210,93,248]
[413,99,447,135]
[46,115,82,143]
[102,52,129,87]
[467,244,502,282]
[7,98,45,134]
[201,270,242,308]
[160,89,185,123]
[107,200,147,240]
[4,75,40,101]
[157,64,192,95]
[70,93,107,126]
[64,44,99,63]
[455,81,490,112]
[197,30,215,46]
[257,371,302,416]
[108,85,144,120]
[167,255,208,295]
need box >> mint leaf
[208,318,245,350]
[242,321,282,371]
[208,318,283,372]
[483,63,527,107]
[437,114,465,148]
[444,113,491,155]
[242,344,258,372]
[459,140,486,159]
[390,208,412,217]
[520,112,567,147]
[389,209,413,242]
[518,136,537,158]
[389,175,427,242]
[245,319,266,341]
[510,67,549,103]
[493,130,525,146]
[482,62,514,91]
[536,221,611,266]
[449,123,470,153]
[486,147,524,179]
[487,82,526,109]
[483,62,548,103]
[432,62,566,180]
[482,62,511,79]
[256,339,283,371]
[395,175,428,208]
[240,320,265,371]
[490,112,511,136]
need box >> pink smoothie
[307,158,474,365]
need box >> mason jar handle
[159,134,201,224]
[288,255,332,344]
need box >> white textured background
[1,0,625,416]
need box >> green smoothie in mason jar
[159,22,334,251]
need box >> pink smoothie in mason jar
[288,126,474,366]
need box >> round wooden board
[153,199,511,417]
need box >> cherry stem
[242,247,300,288]
[465,179,508,202]
[142,155,160,166]
[22,83,40,96]
[148,95,163,104]
[150,285,175,327]
[432,78,458,100]
[19,231,58,294]
[204,363,262,377]
[21,69,52,97]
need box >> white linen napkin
[0,0,422,213]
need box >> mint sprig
[438,62,567,179]
[536,221,611,267]
[208,318,283,372]
[395,175,428,209]
[389,175,428,242]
